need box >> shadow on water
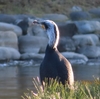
[0,64,100,99]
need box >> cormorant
[33,20,74,86]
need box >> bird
[33,20,74,86]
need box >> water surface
[0,64,100,99]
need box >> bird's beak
[33,20,40,24]
[33,20,45,29]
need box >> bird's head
[33,20,59,49]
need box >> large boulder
[0,14,36,35]
[71,6,82,12]
[20,53,44,60]
[0,14,35,24]
[0,31,18,50]
[13,14,35,21]
[70,11,91,21]
[89,8,100,17]
[0,14,16,24]
[15,18,29,35]
[15,17,36,35]
[77,45,100,58]
[41,14,68,22]
[62,52,88,61]
[61,52,88,64]
[0,47,20,60]
[58,22,78,37]
[72,34,99,47]
[0,22,22,36]
[74,20,100,34]
[58,37,76,52]
[18,35,48,53]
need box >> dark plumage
[33,20,74,86]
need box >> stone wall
[0,7,100,66]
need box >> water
[0,64,100,99]
[0,66,39,99]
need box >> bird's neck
[47,26,59,49]
[45,44,58,53]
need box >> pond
[0,64,100,99]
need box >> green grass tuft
[22,77,100,99]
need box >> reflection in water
[0,66,19,99]
[0,66,39,99]
[73,65,100,81]
[0,65,99,99]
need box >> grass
[0,0,100,16]
[22,77,100,99]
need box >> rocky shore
[0,7,100,67]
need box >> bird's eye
[41,22,48,29]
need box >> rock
[0,14,35,24]
[15,17,36,35]
[89,8,100,17]
[71,6,82,12]
[0,22,22,36]
[87,59,100,66]
[13,14,35,20]
[58,37,76,52]
[61,52,88,64]
[17,60,35,67]
[0,14,36,35]
[70,11,91,21]
[18,35,48,53]
[74,20,100,33]
[77,45,100,58]
[0,47,20,60]
[92,18,100,22]
[20,53,44,60]
[0,14,16,24]
[42,14,68,22]
[0,31,18,50]
[58,22,78,37]
[15,18,29,35]
[20,52,88,65]
[72,34,99,47]
[69,58,88,65]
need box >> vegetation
[22,77,100,99]
[0,0,100,16]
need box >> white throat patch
[46,20,59,49]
